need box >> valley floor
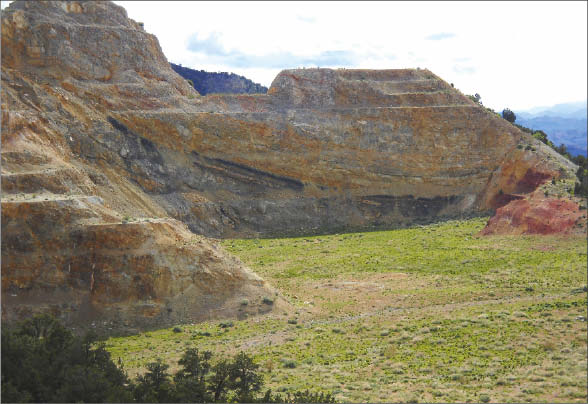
[106,217,587,402]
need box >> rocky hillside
[171,63,267,95]
[1,1,583,330]
[107,66,578,238]
[1,0,279,332]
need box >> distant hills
[516,100,587,119]
[515,101,587,156]
[171,63,268,96]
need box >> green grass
[106,217,587,402]
[225,217,583,280]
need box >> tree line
[170,63,268,96]
[1,315,335,403]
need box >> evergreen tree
[134,360,176,403]
[229,352,264,402]
[208,359,232,402]
[1,315,131,403]
[173,348,213,402]
[2,315,337,403]
[502,108,516,123]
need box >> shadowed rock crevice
[191,152,305,192]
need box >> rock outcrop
[104,67,578,238]
[480,190,586,235]
[1,1,582,329]
[1,1,279,332]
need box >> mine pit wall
[163,194,477,239]
[1,1,581,334]
[3,0,575,240]
[98,103,539,238]
[1,195,275,332]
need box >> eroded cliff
[1,1,584,329]
[1,1,280,332]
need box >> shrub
[262,297,274,305]
[3,315,336,403]
[1,314,132,403]
[533,130,549,144]
[173,327,183,333]
[281,359,297,369]
[502,108,516,123]
[467,93,482,104]
[263,388,336,403]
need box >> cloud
[425,32,456,40]
[296,15,316,24]
[187,32,368,69]
[453,65,477,75]
[228,50,359,69]
[304,50,358,66]
[187,32,229,56]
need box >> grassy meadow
[106,217,587,402]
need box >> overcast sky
[2,1,586,111]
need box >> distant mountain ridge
[517,100,587,119]
[515,101,587,156]
[171,63,268,96]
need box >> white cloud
[425,32,457,41]
[115,1,587,111]
[186,32,363,69]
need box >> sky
[2,1,586,111]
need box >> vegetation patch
[104,218,587,402]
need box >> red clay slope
[480,190,587,235]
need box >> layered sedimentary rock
[1,107,279,332]
[1,1,582,328]
[103,70,578,237]
[1,1,279,331]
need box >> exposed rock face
[479,189,587,235]
[0,108,279,333]
[2,195,274,330]
[1,1,278,331]
[1,1,580,328]
[109,68,576,237]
